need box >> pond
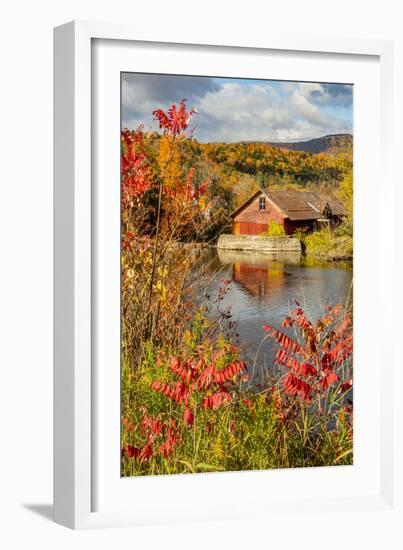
[199,248,353,387]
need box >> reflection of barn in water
[233,262,286,301]
[217,248,300,302]
[214,247,352,383]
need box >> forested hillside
[262,133,353,155]
[127,129,352,244]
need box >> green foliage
[304,225,353,260]
[338,170,353,221]
[303,164,353,261]
[299,165,353,261]
[260,221,286,237]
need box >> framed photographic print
[54,21,399,531]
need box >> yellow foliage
[260,221,286,236]
[158,135,182,189]
[211,433,224,462]
[338,171,353,218]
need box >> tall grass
[121,304,353,476]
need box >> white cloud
[121,75,352,142]
[194,82,349,142]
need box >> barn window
[259,197,266,211]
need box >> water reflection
[203,248,353,386]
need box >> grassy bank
[121,305,353,476]
[302,223,353,261]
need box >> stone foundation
[217,234,302,253]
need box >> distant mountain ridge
[242,134,353,155]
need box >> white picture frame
[54,20,399,531]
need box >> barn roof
[297,191,345,217]
[230,188,345,221]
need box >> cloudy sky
[121,73,353,143]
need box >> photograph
[120,72,354,477]
[1,1,397,543]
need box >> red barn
[230,189,345,235]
